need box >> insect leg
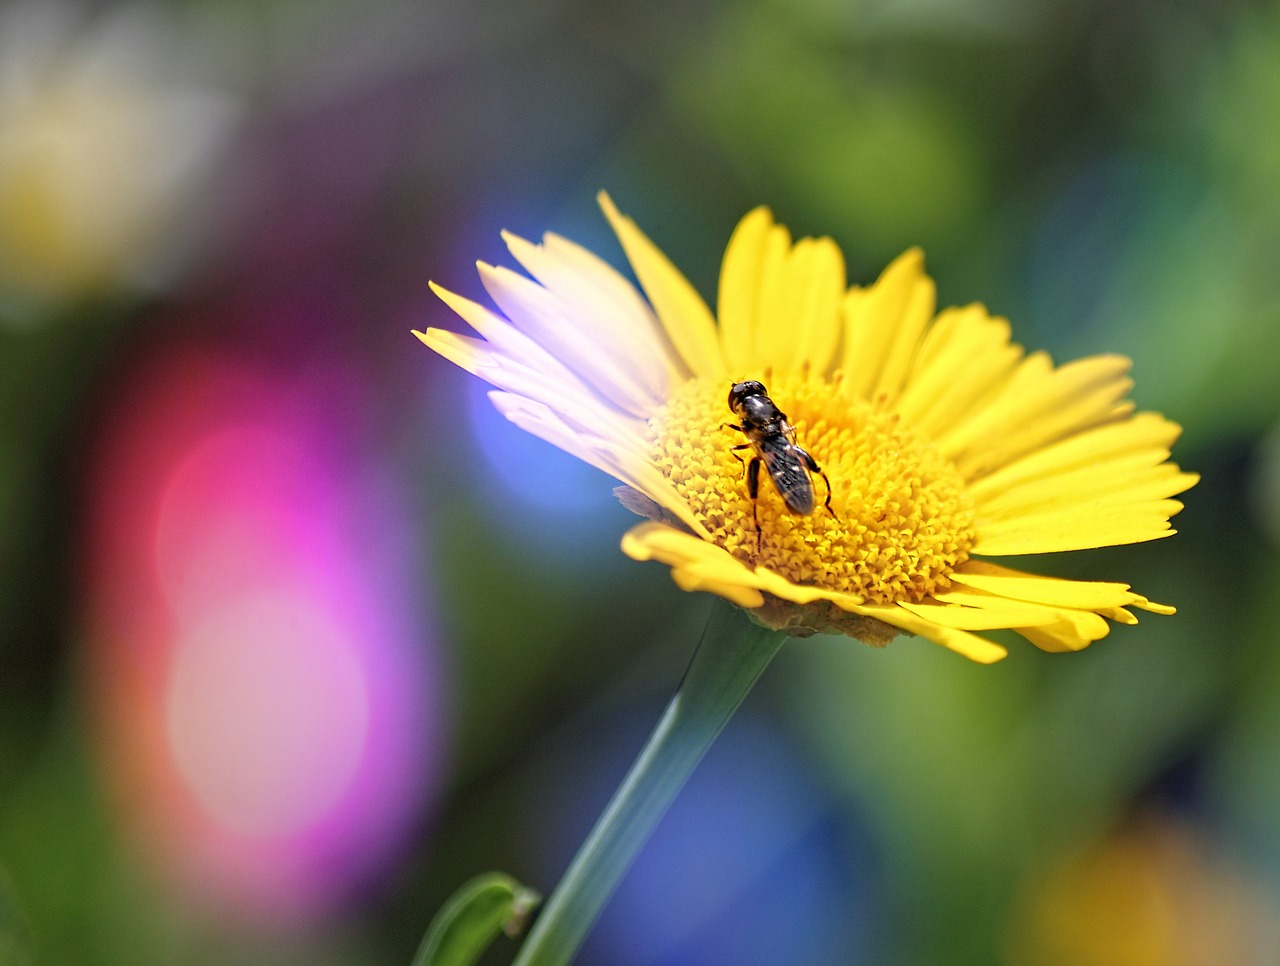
[798,448,839,521]
[819,469,837,520]
[728,443,751,475]
[746,456,762,555]
[720,422,744,433]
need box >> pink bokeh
[80,342,445,926]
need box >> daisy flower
[417,194,1196,664]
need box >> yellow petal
[977,461,1200,521]
[428,282,582,384]
[750,566,864,608]
[1013,610,1111,653]
[898,598,1059,630]
[1098,606,1139,625]
[741,218,793,372]
[841,248,935,407]
[949,561,1141,610]
[417,325,654,462]
[716,209,845,379]
[622,521,740,571]
[795,237,846,377]
[620,522,879,615]
[973,502,1182,555]
[670,567,765,607]
[717,206,775,374]
[941,353,1135,477]
[622,522,767,604]
[927,586,1090,624]
[477,261,659,417]
[761,237,845,377]
[929,584,1147,647]
[416,327,490,371]
[967,411,1185,502]
[855,602,1009,663]
[487,390,625,482]
[502,229,679,400]
[893,305,1023,437]
[930,345,1047,445]
[955,355,1135,478]
[491,394,710,540]
[599,191,726,379]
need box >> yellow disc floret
[649,373,977,605]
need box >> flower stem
[511,599,786,966]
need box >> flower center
[648,374,977,604]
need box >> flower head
[417,194,1196,663]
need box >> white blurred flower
[0,3,237,312]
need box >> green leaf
[412,873,540,966]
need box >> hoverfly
[723,379,835,553]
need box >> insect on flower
[418,193,1198,662]
[724,379,835,553]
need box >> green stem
[511,599,786,966]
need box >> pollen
[648,374,978,605]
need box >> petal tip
[972,645,1009,665]
[898,246,926,269]
[619,527,655,561]
[1135,598,1177,616]
[500,228,535,253]
[739,205,775,230]
[597,190,621,221]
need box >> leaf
[412,873,541,966]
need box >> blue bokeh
[530,707,879,966]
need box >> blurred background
[1,0,1278,963]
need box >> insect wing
[779,416,799,445]
[759,437,816,515]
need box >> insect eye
[729,380,766,410]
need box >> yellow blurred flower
[418,194,1196,663]
[1010,814,1280,966]
[0,4,235,307]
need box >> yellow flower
[0,4,236,306]
[1010,814,1279,966]
[417,194,1197,663]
